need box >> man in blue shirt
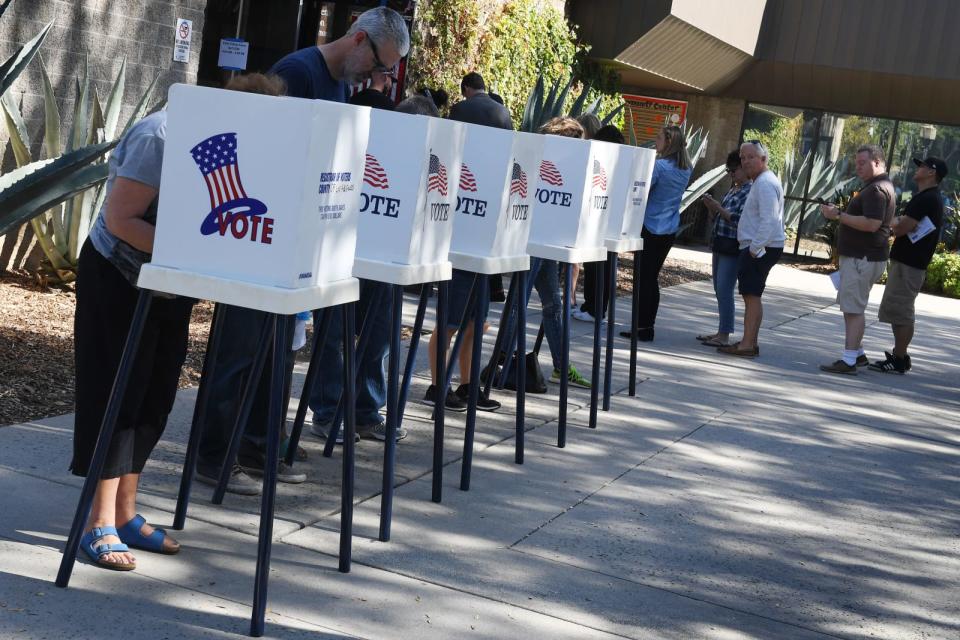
[196,7,410,494]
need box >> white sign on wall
[173,18,192,63]
[217,38,249,71]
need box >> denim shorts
[445,269,490,329]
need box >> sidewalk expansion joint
[508,410,728,550]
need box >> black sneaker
[241,460,307,484]
[423,385,468,412]
[619,327,654,341]
[819,359,858,375]
[358,421,409,441]
[855,354,869,367]
[867,351,907,374]
[455,384,501,412]
[195,464,261,496]
[904,354,912,371]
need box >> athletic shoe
[454,384,501,412]
[550,365,591,389]
[571,308,602,323]
[819,359,857,375]
[856,354,869,367]
[310,415,360,444]
[867,351,907,374]
[619,327,654,341]
[195,464,261,496]
[358,421,408,441]
[241,460,307,484]
[423,384,468,412]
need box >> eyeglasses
[365,32,394,74]
[725,167,737,174]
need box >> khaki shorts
[837,256,887,313]
[878,259,926,325]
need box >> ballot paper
[907,216,935,243]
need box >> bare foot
[86,528,136,567]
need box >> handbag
[713,235,741,256]
[481,324,548,394]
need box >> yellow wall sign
[623,95,688,145]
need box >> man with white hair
[718,140,785,358]
[819,144,896,375]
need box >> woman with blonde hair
[620,124,693,342]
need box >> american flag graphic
[539,160,563,187]
[592,159,608,191]
[364,154,389,189]
[509,161,527,198]
[191,133,248,208]
[427,153,448,196]
[459,163,478,192]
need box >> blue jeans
[525,258,564,371]
[309,280,390,427]
[712,251,739,334]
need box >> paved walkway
[2,248,958,639]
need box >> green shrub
[924,252,960,297]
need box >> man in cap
[869,157,948,374]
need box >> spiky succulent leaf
[0,91,31,166]
[38,55,61,158]
[0,20,52,98]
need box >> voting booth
[142,84,371,313]
[352,110,466,285]
[448,127,544,275]
[527,137,621,263]
[604,146,656,253]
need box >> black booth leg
[589,259,604,430]
[212,318,273,505]
[431,281,448,503]
[397,284,431,426]
[174,302,224,530]
[603,253,618,412]
[460,275,488,492]
[482,272,518,398]
[56,290,153,589]
[250,315,285,637]
[629,250,640,397]
[339,302,356,573]
[379,285,403,542]
[515,270,527,465]
[285,308,333,467]
[558,264,571,448]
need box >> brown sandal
[717,342,759,358]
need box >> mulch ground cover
[0,255,711,426]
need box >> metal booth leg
[460,274,489,491]
[588,259,604,430]
[379,284,403,541]
[558,264,572,448]
[481,272,518,398]
[212,318,274,505]
[174,302,224,530]
[431,280,448,503]
[56,290,154,588]
[339,302,356,572]
[603,252,618,412]
[250,315,284,637]
[397,283,431,425]
[284,308,333,466]
[515,270,527,464]
[629,250,640,397]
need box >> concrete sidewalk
[1,254,958,639]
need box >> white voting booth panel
[143,84,370,313]
[604,146,656,253]
[448,127,544,275]
[527,136,618,264]
[352,111,465,285]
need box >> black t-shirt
[889,187,944,269]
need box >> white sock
[857,347,865,357]
[842,349,858,366]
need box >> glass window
[889,122,960,206]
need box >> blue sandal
[80,526,136,571]
[117,514,180,555]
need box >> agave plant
[519,72,624,134]
[778,150,854,235]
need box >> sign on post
[173,19,192,63]
[217,38,249,71]
[449,126,543,274]
[151,84,371,292]
[623,94,687,146]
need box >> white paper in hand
[907,216,935,243]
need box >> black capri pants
[71,240,194,478]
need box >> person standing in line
[696,150,753,347]
[869,157,948,374]
[717,141,785,358]
[819,144,896,374]
[620,125,693,342]
[196,7,410,496]
[573,124,626,323]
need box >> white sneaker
[571,308,603,323]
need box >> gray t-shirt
[88,111,166,284]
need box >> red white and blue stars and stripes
[510,161,528,198]
[459,163,478,192]
[539,159,563,187]
[592,159,607,191]
[427,153,448,196]
[191,133,248,209]
[364,153,389,189]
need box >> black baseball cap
[913,157,948,181]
